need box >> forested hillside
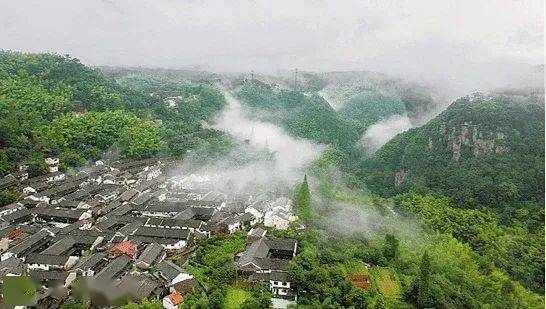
[359,93,545,293]
[0,51,230,179]
[233,76,544,307]
[236,80,360,149]
[361,93,544,206]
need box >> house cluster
[236,228,298,307]
[170,175,299,230]
[0,158,301,308]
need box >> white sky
[1,0,544,94]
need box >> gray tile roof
[134,226,190,240]
[26,254,70,266]
[72,252,108,272]
[94,255,131,281]
[135,243,164,268]
[156,260,185,282]
[8,229,53,256]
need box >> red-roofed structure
[169,293,184,305]
[5,229,22,240]
[107,241,138,259]
[346,274,372,289]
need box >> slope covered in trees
[357,93,545,293]
[236,80,360,149]
[0,51,230,178]
[360,93,544,208]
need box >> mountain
[360,92,544,209]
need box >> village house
[1,228,55,261]
[237,238,298,297]
[135,243,165,270]
[156,260,197,295]
[45,157,60,173]
[163,292,184,309]
[25,254,79,271]
[70,252,109,277]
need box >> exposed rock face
[394,171,407,186]
[446,123,509,161]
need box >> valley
[0,51,543,308]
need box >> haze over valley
[0,1,544,308]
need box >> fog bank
[362,115,413,154]
[170,91,324,195]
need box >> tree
[121,299,162,309]
[60,299,87,309]
[383,234,399,260]
[207,289,224,309]
[60,150,86,169]
[295,175,312,221]
[417,250,435,308]
[27,154,48,177]
[120,121,165,159]
[0,188,20,207]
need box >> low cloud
[362,114,413,154]
[324,200,423,244]
[169,91,324,196]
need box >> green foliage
[383,234,399,261]
[121,299,163,309]
[299,72,327,92]
[59,299,87,309]
[406,235,544,308]
[289,231,396,308]
[60,150,87,169]
[396,193,544,293]
[0,188,20,207]
[0,150,10,176]
[36,111,138,160]
[120,121,165,159]
[240,284,272,309]
[295,175,312,221]
[187,232,246,288]
[119,74,230,159]
[417,251,434,308]
[0,51,124,111]
[0,51,230,176]
[225,286,252,309]
[236,82,360,149]
[27,154,49,177]
[338,90,406,133]
[361,95,545,208]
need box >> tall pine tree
[418,250,435,308]
[295,175,311,221]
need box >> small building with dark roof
[135,243,165,270]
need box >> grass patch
[337,259,369,275]
[186,231,247,287]
[371,267,400,297]
[224,286,251,309]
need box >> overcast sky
[1,0,544,94]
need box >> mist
[2,0,543,100]
[362,115,413,154]
[325,201,423,244]
[169,91,324,196]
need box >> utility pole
[294,68,298,92]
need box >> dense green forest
[355,93,545,294]
[0,51,231,179]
